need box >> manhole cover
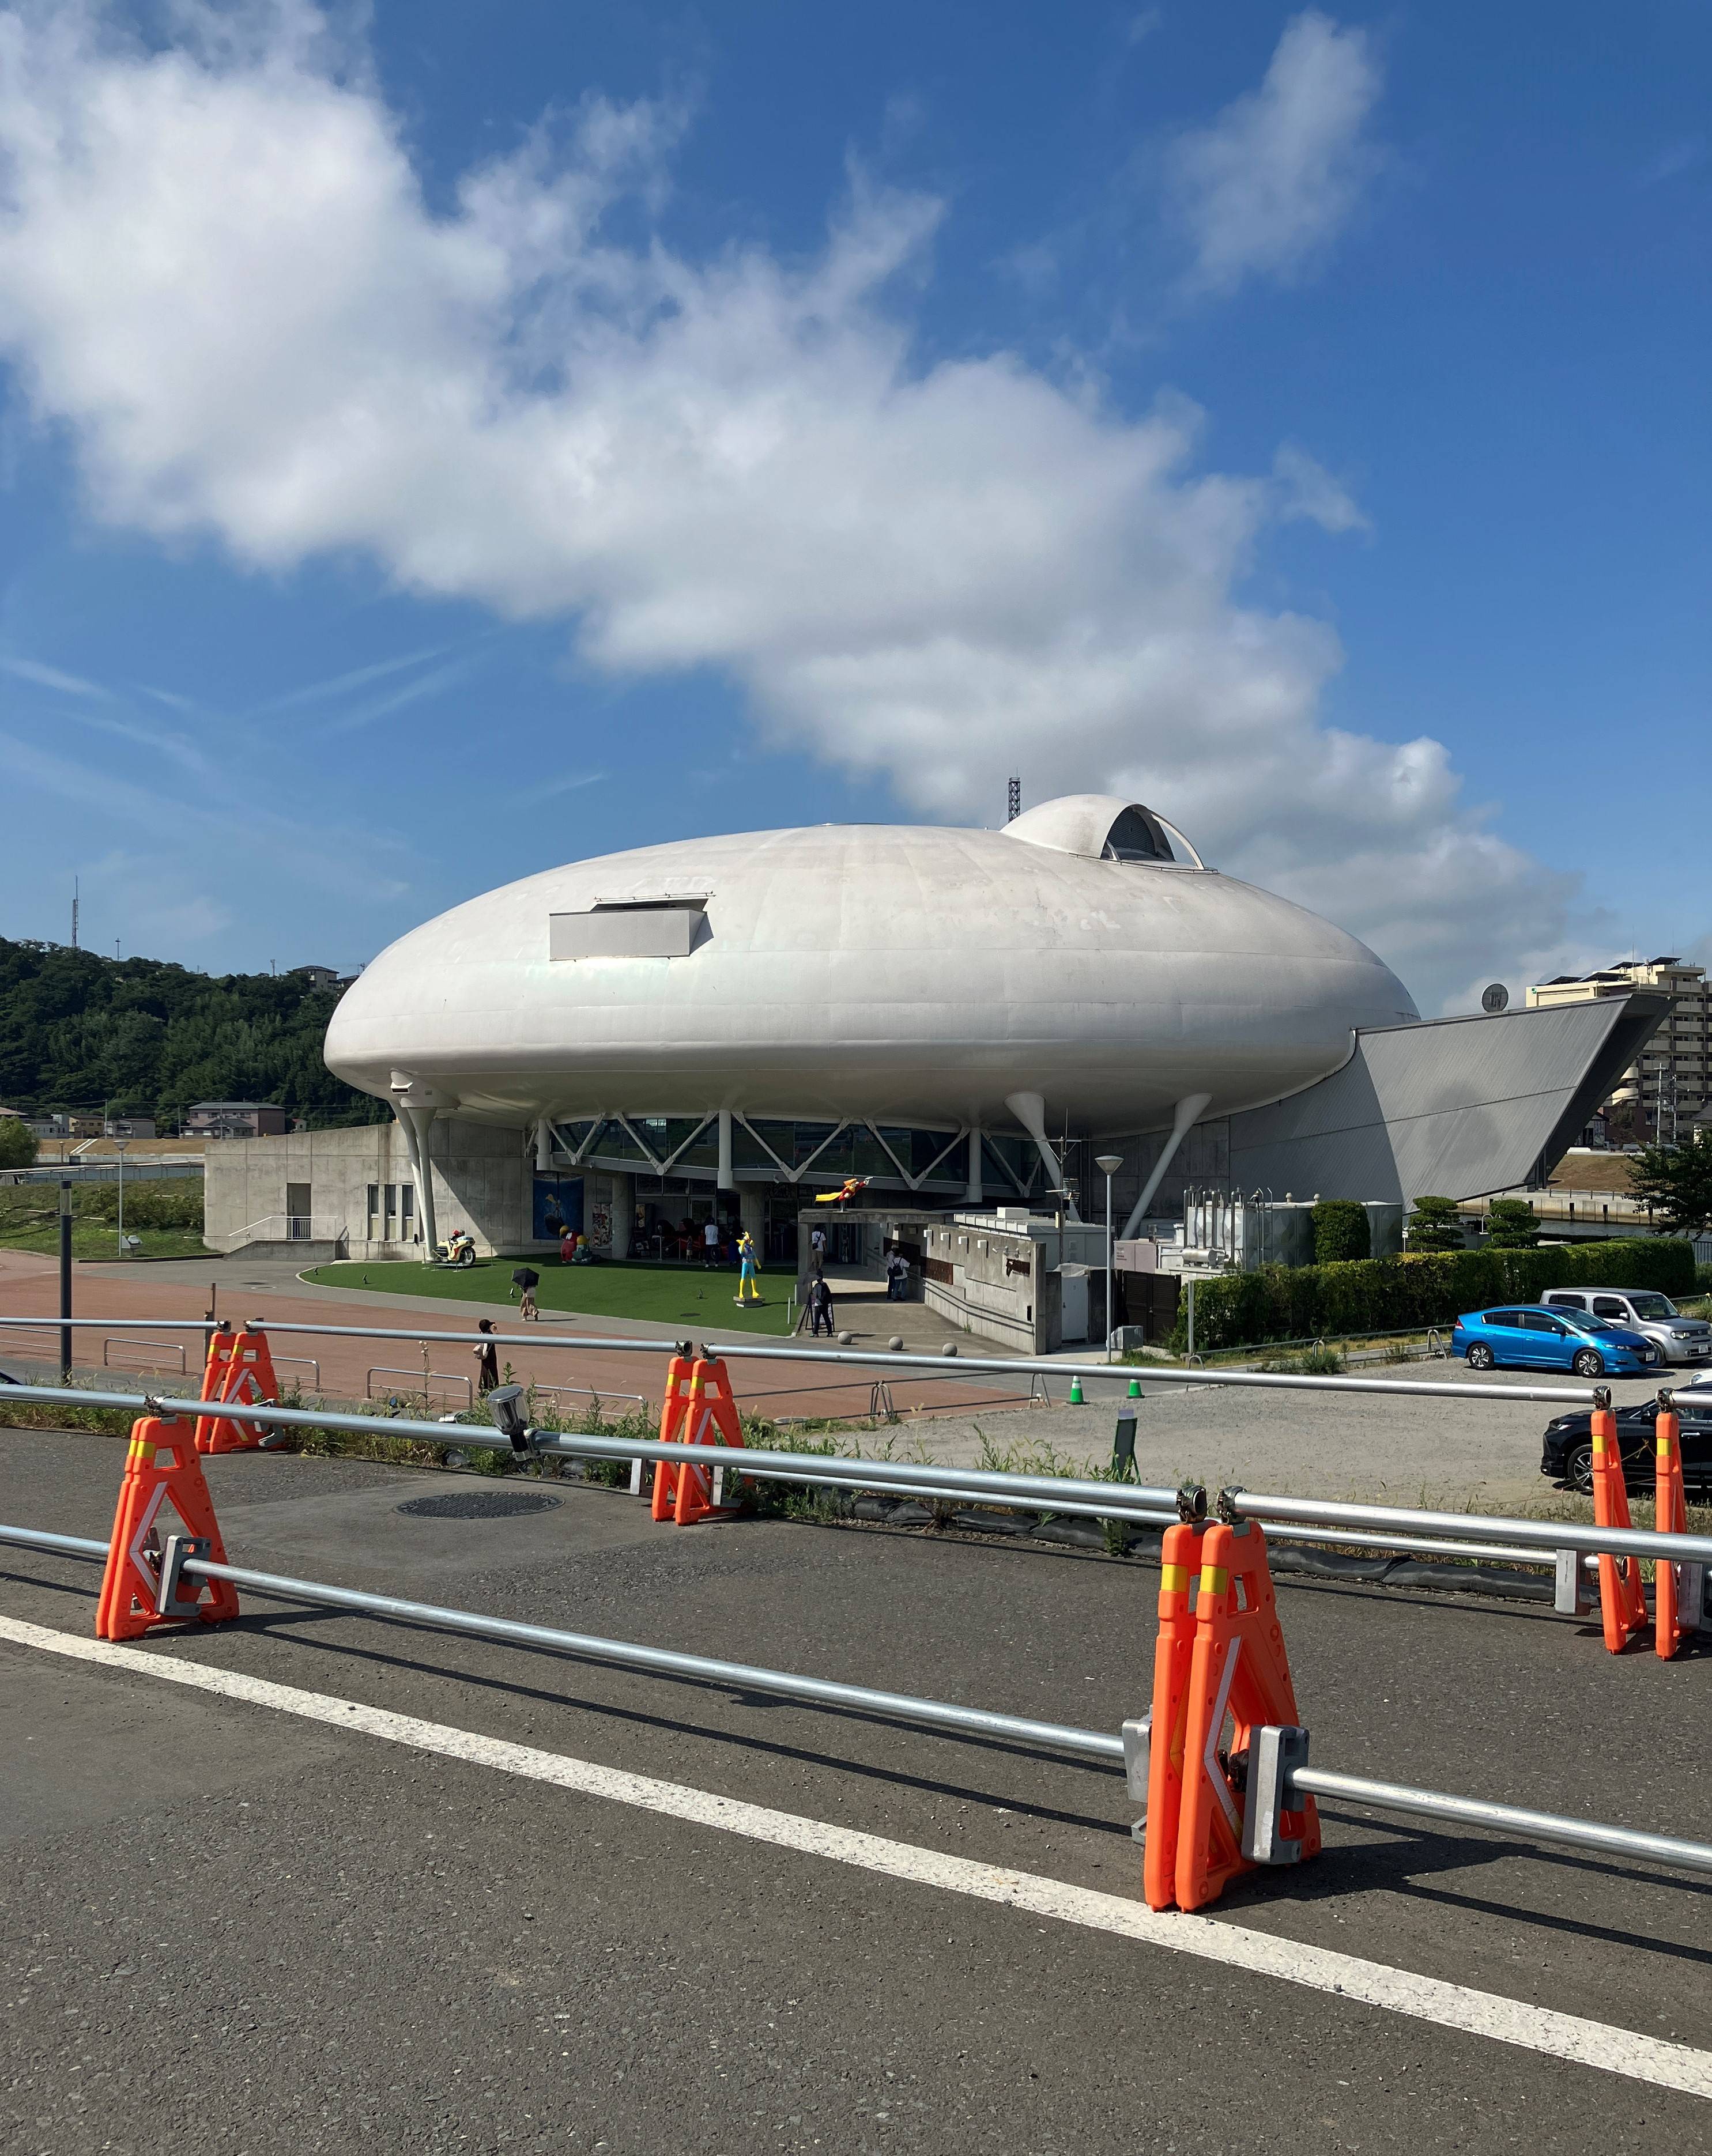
[396,1490,563,1521]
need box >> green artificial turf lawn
[300,1256,800,1335]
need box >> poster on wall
[533,1174,585,1244]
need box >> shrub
[1405,1195,1464,1252]
[77,1180,203,1229]
[1312,1199,1370,1264]
[1167,1237,1698,1353]
[1485,1197,1541,1249]
[0,1118,38,1169]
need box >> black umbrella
[511,1267,540,1291]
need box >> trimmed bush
[1312,1199,1370,1264]
[1405,1195,1464,1252]
[1170,1237,1698,1354]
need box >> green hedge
[1171,1239,1699,1353]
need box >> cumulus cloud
[1167,10,1383,293]
[0,1,1571,1009]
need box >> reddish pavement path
[0,1251,1035,1425]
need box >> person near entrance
[736,1229,762,1304]
[808,1274,835,1336]
[703,1218,720,1266]
[809,1222,827,1273]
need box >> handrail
[4,1380,1711,1567]
[0,1316,1615,1407]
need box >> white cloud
[0,652,112,696]
[0,2,1571,1010]
[1167,10,1383,294]
[1271,441,1369,533]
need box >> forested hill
[0,938,387,1127]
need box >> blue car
[1452,1304,1659,1377]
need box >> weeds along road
[4,1422,1711,2154]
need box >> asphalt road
[3,1423,1711,2154]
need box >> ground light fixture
[1096,1153,1123,1358]
[486,1383,531,1454]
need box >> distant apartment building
[103,1116,157,1139]
[1528,958,1709,1143]
[184,1100,292,1139]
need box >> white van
[1541,1288,1711,1366]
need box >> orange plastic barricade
[1174,1520,1320,1913]
[194,1323,239,1453]
[197,1324,282,1455]
[650,1352,697,1521]
[673,1357,747,1526]
[1142,1517,1208,1911]
[1590,1402,1648,1653]
[1655,1403,1695,1661]
[96,1416,240,1641]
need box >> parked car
[1539,1287,1711,1367]
[1541,1391,1712,1492]
[1452,1304,1660,1377]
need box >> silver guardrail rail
[0,1315,1618,1405]
[4,1505,1712,1885]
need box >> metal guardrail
[0,1315,1622,1406]
[271,1355,322,1391]
[365,1366,473,1408]
[527,1382,649,1417]
[102,1336,187,1376]
[5,1382,1710,1573]
[5,1511,1712,1885]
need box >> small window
[1101,806,1173,863]
[1487,1310,1525,1328]
[1592,1297,1628,1320]
[550,899,708,961]
[1545,1293,1583,1310]
[401,1186,416,1223]
[384,1185,398,1219]
[366,1184,380,1218]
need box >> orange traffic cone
[194,1323,238,1453]
[96,1417,240,1641]
[673,1357,747,1525]
[1655,1401,1695,1661]
[650,1351,696,1521]
[1590,1401,1648,1653]
[198,1325,281,1455]
[1142,1516,1208,1912]
[1174,1519,1319,1913]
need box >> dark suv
[1541,1390,1712,1493]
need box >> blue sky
[0,1,1705,1010]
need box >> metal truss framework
[544,1113,1044,1200]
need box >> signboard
[1481,983,1509,1013]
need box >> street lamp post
[1095,1152,1123,1360]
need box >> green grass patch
[301,1255,800,1335]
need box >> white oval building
[323,794,1420,1247]
[202,789,1657,1284]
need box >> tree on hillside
[1628,1132,1712,1236]
[1405,1195,1464,1252]
[0,1117,38,1169]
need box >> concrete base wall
[202,1117,542,1259]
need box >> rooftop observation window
[1100,806,1174,863]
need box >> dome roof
[1001,794,1204,867]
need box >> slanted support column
[964,1127,983,1206]
[1005,1091,1078,1219]
[1121,1092,1213,1241]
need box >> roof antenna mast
[1006,776,1021,824]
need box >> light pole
[115,1139,129,1256]
[1095,1152,1123,1359]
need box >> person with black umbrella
[511,1265,540,1320]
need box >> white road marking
[3,1611,1709,2100]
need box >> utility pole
[58,1178,73,1379]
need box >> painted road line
[3,1612,1709,2100]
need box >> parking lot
[4,1413,1711,2153]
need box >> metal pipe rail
[1290,1768,1712,1880]
[5,1379,1711,1568]
[6,1517,1712,1885]
[0,1518,1122,1768]
[0,1315,1609,1406]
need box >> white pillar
[404,1107,439,1258]
[964,1127,983,1206]
[533,1117,552,1171]
[1004,1091,1078,1219]
[608,1170,633,1259]
[718,1109,734,1192]
[1120,1092,1213,1240]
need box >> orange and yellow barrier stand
[1141,1514,1208,1911]
[1655,1400,1695,1661]
[196,1324,281,1455]
[1174,1518,1320,1912]
[1590,1399,1648,1653]
[96,1417,240,1641]
[650,1354,747,1525]
[194,1323,238,1452]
